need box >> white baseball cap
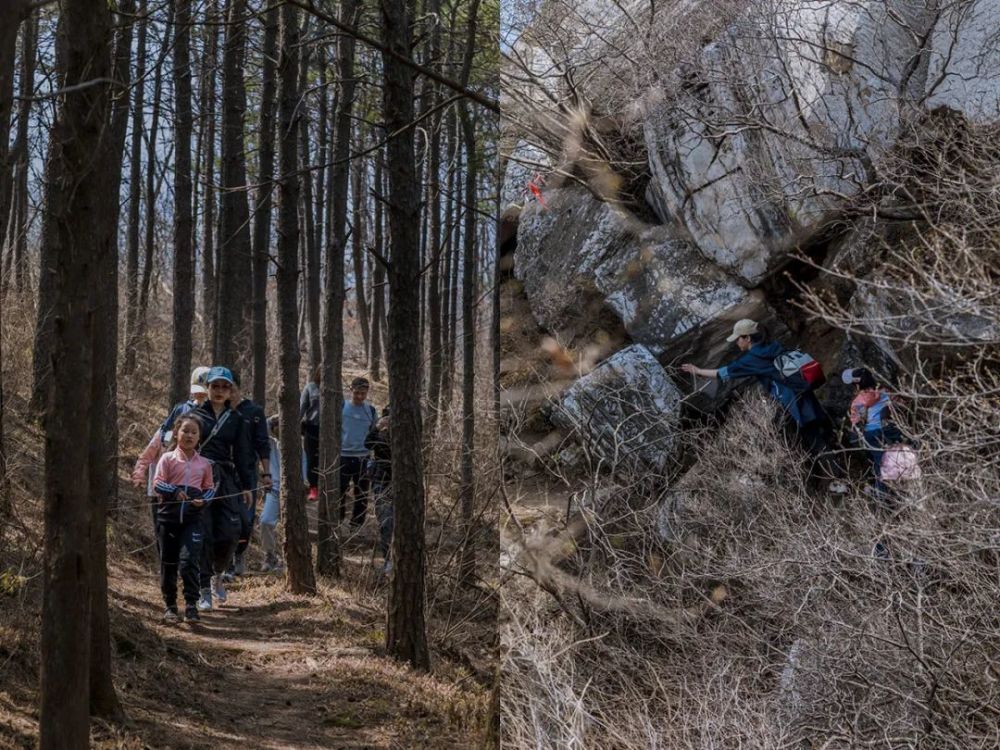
[726,319,759,343]
[190,366,210,396]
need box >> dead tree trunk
[317,0,359,577]
[299,37,322,374]
[170,0,195,407]
[39,1,116,745]
[251,0,278,405]
[8,10,35,295]
[381,0,430,672]
[351,140,370,359]
[277,3,315,594]
[214,0,253,371]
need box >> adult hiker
[131,366,210,544]
[842,367,902,499]
[365,411,393,573]
[300,366,321,502]
[228,371,271,577]
[341,376,379,527]
[681,319,846,492]
[258,415,284,573]
[153,414,215,623]
[194,366,256,610]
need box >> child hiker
[842,367,902,500]
[153,414,215,623]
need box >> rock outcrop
[552,345,682,474]
[515,186,756,354]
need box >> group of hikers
[682,318,918,498]
[131,366,393,624]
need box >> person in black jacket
[364,414,393,573]
[228,372,271,577]
[195,366,256,611]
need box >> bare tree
[38,1,117,745]
[381,0,430,671]
[277,2,315,594]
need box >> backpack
[773,349,826,392]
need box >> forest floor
[0,360,494,749]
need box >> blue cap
[206,366,235,386]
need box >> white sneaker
[381,560,393,575]
[196,589,213,611]
[828,481,849,495]
[211,575,228,604]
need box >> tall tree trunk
[199,0,219,356]
[381,0,430,672]
[170,0,195,407]
[89,0,134,721]
[425,0,444,425]
[214,0,253,371]
[318,0,359,577]
[0,0,28,551]
[122,0,147,376]
[251,0,278,406]
[456,0,481,584]
[8,10,35,295]
[39,1,116,745]
[277,3,315,594]
[136,5,174,360]
[351,142,370,359]
[368,150,385,382]
[299,37,321,374]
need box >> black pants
[797,418,844,481]
[159,520,203,608]
[340,456,370,525]
[235,489,257,558]
[303,423,320,489]
[199,466,243,589]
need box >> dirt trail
[93,544,481,750]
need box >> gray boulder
[501,139,550,211]
[552,345,682,475]
[643,1,937,283]
[514,186,753,353]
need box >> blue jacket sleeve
[718,352,771,382]
[250,405,270,462]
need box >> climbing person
[300,366,321,502]
[228,371,271,577]
[194,366,256,611]
[131,366,210,546]
[152,414,215,623]
[842,367,902,500]
[364,411,393,573]
[681,319,847,492]
[259,415,284,573]
[341,376,379,528]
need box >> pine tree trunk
[381,0,430,672]
[369,151,385,382]
[122,0,147,376]
[136,5,174,361]
[199,0,219,358]
[8,11,35,295]
[277,3,315,594]
[88,0,134,721]
[170,0,195,407]
[299,38,321,374]
[317,0,359,577]
[39,2,115,745]
[214,0,253,371]
[351,142,370,359]
[251,0,278,406]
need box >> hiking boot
[196,589,213,611]
[307,486,319,502]
[828,480,849,495]
[163,607,180,623]
[211,574,228,604]
[184,605,200,622]
[380,559,393,576]
[233,552,246,576]
[222,570,236,583]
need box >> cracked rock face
[643,0,937,283]
[552,345,682,474]
[514,186,752,353]
[924,0,1000,123]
